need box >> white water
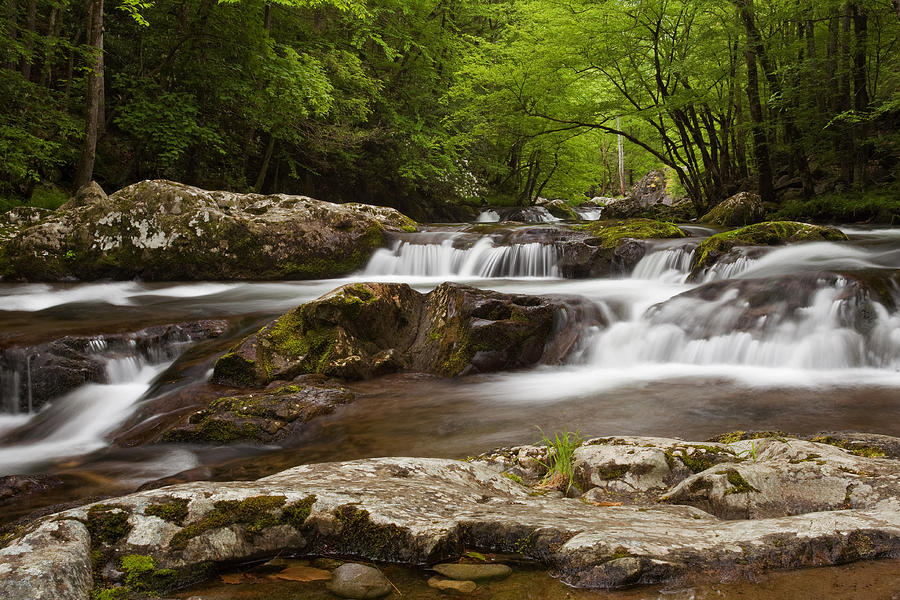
[574,206,603,220]
[363,237,560,278]
[0,360,172,474]
[475,209,500,223]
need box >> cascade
[574,206,603,221]
[475,209,500,223]
[363,237,560,278]
[631,247,695,282]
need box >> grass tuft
[536,427,583,492]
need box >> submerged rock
[2,434,899,598]
[212,281,602,386]
[699,191,765,227]
[0,179,417,281]
[690,220,847,278]
[327,563,393,599]
[433,562,511,581]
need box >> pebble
[326,563,393,599]
[427,576,477,593]
[432,562,512,582]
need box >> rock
[433,562,511,581]
[326,563,393,599]
[211,281,602,385]
[541,199,579,220]
[0,474,65,506]
[62,181,108,210]
[700,192,766,227]
[427,576,477,593]
[631,170,673,207]
[2,436,900,598]
[0,320,228,412]
[159,375,354,444]
[689,220,847,278]
[502,206,559,223]
[0,179,417,281]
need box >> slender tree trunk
[74,0,104,191]
[851,3,869,184]
[254,134,276,192]
[38,7,59,87]
[616,117,625,196]
[839,4,854,183]
[4,0,17,71]
[21,0,35,81]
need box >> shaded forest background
[3,0,900,221]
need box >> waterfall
[476,210,500,223]
[363,237,560,278]
[574,206,603,221]
[631,247,695,282]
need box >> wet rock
[326,563,393,599]
[0,319,228,412]
[631,170,673,207]
[2,436,900,598]
[427,576,477,593]
[540,199,579,220]
[212,281,602,385]
[699,191,765,227]
[501,206,559,223]
[63,181,108,210]
[433,562,511,581]
[160,375,354,444]
[0,179,417,281]
[689,220,847,278]
[0,474,65,507]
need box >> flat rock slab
[1,438,899,599]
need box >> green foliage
[774,187,900,225]
[536,427,583,491]
[144,498,190,526]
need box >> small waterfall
[587,279,900,370]
[476,209,500,223]
[631,247,695,282]
[0,367,21,414]
[363,237,560,278]
[574,206,603,221]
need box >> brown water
[174,558,900,600]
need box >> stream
[1,221,899,597]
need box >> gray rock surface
[433,562,511,581]
[700,191,765,227]
[1,436,899,599]
[0,179,417,281]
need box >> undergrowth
[536,427,583,491]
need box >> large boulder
[212,281,602,386]
[2,434,899,598]
[0,180,417,281]
[699,191,765,227]
[690,221,848,278]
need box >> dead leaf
[221,573,248,585]
[274,566,332,582]
[588,500,622,507]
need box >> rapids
[0,223,898,522]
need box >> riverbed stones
[427,576,477,593]
[432,562,511,581]
[1,435,899,599]
[326,563,393,599]
[0,179,417,281]
[211,281,603,385]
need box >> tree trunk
[254,134,276,192]
[74,0,104,191]
[851,3,869,184]
[4,0,16,71]
[616,117,625,196]
[21,0,35,81]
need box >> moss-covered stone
[721,469,760,495]
[282,495,317,529]
[811,436,887,458]
[144,498,190,526]
[86,504,132,546]
[333,505,410,561]
[169,495,287,550]
[691,221,848,277]
[575,219,687,248]
[120,554,178,592]
[699,192,765,227]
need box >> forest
[3,0,900,220]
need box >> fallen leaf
[274,566,332,582]
[588,501,622,507]
[221,573,248,585]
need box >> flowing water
[1,222,899,596]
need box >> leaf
[274,566,333,582]
[221,573,249,584]
[463,551,487,562]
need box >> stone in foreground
[326,563,393,599]
[1,435,899,599]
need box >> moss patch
[281,495,317,529]
[121,554,178,592]
[333,505,409,560]
[86,504,132,546]
[575,218,687,248]
[145,498,190,526]
[720,469,760,494]
[811,436,887,458]
[169,495,287,550]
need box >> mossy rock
[690,221,848,277]
[699,192,765,227]
[211,281,603,386]
[575,219,687,249]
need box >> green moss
[91,587,130,600]
[86,504,132,546]
[503,472,524,485]
[211,350,258,387]
[597,464,629,480]
[169,495,287,550]
[145,498,190,526]
[693,221,848,274]
[333,505,408,560]
[773,186,900,224]
[721,469,760,495]
[281,495,317,529]
[811,436,887,458]
[710,431,746,444]
[575,218,687,248]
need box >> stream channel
[1,218,899,597]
